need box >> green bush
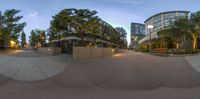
[139,48,149,53]
[167,49,199,54]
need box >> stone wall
[38,47,61,55]
[73,47,116,59]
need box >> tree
[172,12,200,50]
[29,30,37,47]
[0,9,26,41]
[157,29,173,48]
[72,9,100,38]
[50,9,100,39]
[0,11,5,40]
[158,17,190,49]
[49,8,122,48]
[38,30,46,47]
[115,27,127,48]
[190,11,200,49]
[0,28,9,40]
[49,8,120,46]
[21,31,26,48]
[0,11,3,27]
[29,29,46,48]
[172,13,200,50]
[100,21,120,44]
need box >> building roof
[131,22,145,26]
[60,36,81,41]
[144,11,190,23]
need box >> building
[139,11,190,44]
[0,39,17,50]
[0,30,18,50]
[130,23,145,49]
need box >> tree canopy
[0,9,26,41]
[49,8,121,45]
[21,31,26,48]
[115,27,127,48]
[157,11,200,49]
[29,29,46,47]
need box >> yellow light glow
[112,49,115,52]
[10,40,16,48]
[113,53,123,57]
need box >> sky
[0,0,200,45]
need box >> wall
[0,40,4,49]
[73,47,116,59]
[38,47,61,55]
[117,49,132,53]
[181,40,193,49]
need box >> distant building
[139,11,190,44]
[130,23,145,49]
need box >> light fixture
[112,49,115,52]
[10,40,16,48]
[147,25,153,29]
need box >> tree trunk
[176,42,179,49]
[193,34,197,50]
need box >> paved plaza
[0,50,200,99]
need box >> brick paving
[0,50,200,99]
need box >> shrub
[167,49,199,54]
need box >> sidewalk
[0,51,200,99]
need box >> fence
[73,47,116,59]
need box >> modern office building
[139,11,190,44]
[130,23,145,49]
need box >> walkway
[0,50,200,99]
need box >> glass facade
[139,11,190,44]
[130,23,145,49]
[145,11,189,36]
[131,23,145,36]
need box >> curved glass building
[139,11,190,44]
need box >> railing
[138,32,158,44]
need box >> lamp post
[147,25,153,54]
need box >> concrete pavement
[0,50,68,81]
[0,50,200,99]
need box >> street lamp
[147,25,153,54]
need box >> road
[0,50,200,99]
